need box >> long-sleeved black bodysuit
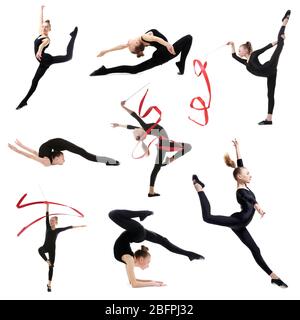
[38,211,72,281]
[232,26,286,114]
[91,29,192,75]
[126,112,192,187]
[109,210,203,263]
[38,138,118,165]
[197,159,272,275]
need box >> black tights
[109,209,199,260]
[38,246,55,281]
[150,141,192,187]
[197,191,272,275]
[95,35,192,75]
[19,33,77,106]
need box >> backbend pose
[39,203,86,292]
[227,10,291,125]
[8,138,120,166]
[16,5,78,110]
[192,139,287,288]
[90,29,192,76]
[112,101,192,197]
[109,209,204,288]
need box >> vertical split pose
[8,138,120,166]
[38,203,86,292]
[112,102,192,197]
[16,5,78,110]
[227,10,291,125]
[90,29,192,76]
[192,139,287,288]
[109,209,204,288]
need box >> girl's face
[50,217,58,228]
[52,154,65,165]
[136,255,151,270]
[238,45,249,57]
[237,167,252,184]
[41,22,50,35]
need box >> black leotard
[17,28,78,109]
[197,158,273,275]
[90,29,193,75]
[38,211,72,281]
[126,112,192,187]
[110,210,203,263]
[232,25,286,114]
[38,138,118,165]
[141,29,168,50]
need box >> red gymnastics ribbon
[189,60,211,126]
[132,89,183,159]
[16,193,84,237]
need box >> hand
[36,52,42,61]
[121,100,126,108]
[232,138,239,149]
[15,139,22,146]
[41,5,45,10]
[166,44,176,55]
[111,123,119,128]
[97,50,106,57]
[153,281,166,287]
[254,204,266,218]
[8,143,17,152]
[227,41,234,46]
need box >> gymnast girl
[109,209,204,288]
[192,139,287,288]
[111,101,192,197]
[17,5,78,110]
[39,203,86,292]
[8,138,120,166]
[90,29,192,76]
[227,10,291,125]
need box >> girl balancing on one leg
[90,29,192,76]
[16,5,78,110]
[192,139,287,288]
[8,138,120,166]
[39,203,86,292]
[227,10,291,125]
[109,209,204,288]
[111,101,192,197]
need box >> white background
[0,0,299,300]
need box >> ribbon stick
[189,59,211,126]
[16,193,84,237]
[125,82,151,102]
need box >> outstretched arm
[120,101,147,129]
[45,203,50,230]
[142,33,175,55]
[111,123,139,130]
[72,225,87,229]
[15,140,38,156]
[123,255,166,288]
[233,138,243,167]
[39,5,45,33]
[8,143,50,166]
[97,44,128,57]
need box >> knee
[251,246,261,256]
[185,34,193,43]
[109,210,118,220]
